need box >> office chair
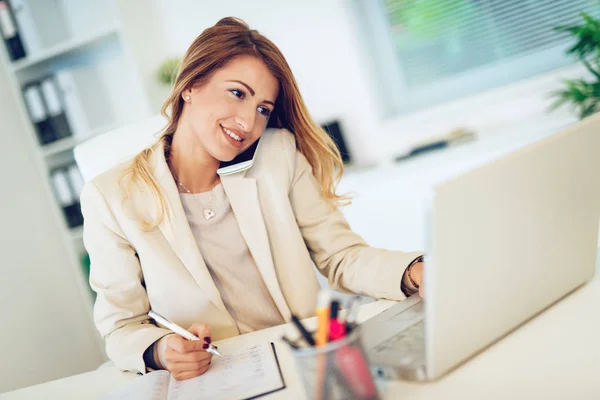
[74,114,168,182]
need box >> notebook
[105,342,286,400]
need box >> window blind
[359,0,600,114]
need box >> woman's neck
[168,132,221,193]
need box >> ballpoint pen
[290,314,315,347]
[148,310,223,357]
[343,295,362,333]
[280,335,300,350]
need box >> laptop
[360,114,600,381]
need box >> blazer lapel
[151,145,228,315]
[220,172,292,321]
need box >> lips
[220,124,246,141]
[220,124,244,148]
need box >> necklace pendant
[203,208,216,220]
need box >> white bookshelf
[41,123,118,157]
[10,24,119,72]
[69,225,84,241]
[0,0,151,305]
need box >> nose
[234,105,256,133]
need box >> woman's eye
[258,106,272,117]
[230,89,245,99]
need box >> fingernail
[204,336,211,344]
[202,343,209,349]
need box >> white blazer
[81,128,422,373]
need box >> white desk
[3,278,600,400]
[338,118,575,255]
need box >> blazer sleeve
[80,182,171,374]
[288,148,423,301]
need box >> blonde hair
[121,17,349,231]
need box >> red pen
[329,300,346,341]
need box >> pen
[315,289,332,400]
[316,288,332,346]
[344,295,362,333]
[148,310,223,357]
[329,300,345,341]
[291,314,315,347]
[281,335,300,350]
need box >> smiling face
[179,55,280,163]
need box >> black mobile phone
[217,137,261,175]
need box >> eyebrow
[228,80,276,107]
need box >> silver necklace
[174,176,216,220]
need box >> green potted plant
[551,12,600,119]
[156,57,182,86]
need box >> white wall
[115,0,585,168]
[116,0,382,165]
[378,63,585,160]
[0,60,105,392]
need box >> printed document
[105,342,285,400]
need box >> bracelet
[407,256,424,289]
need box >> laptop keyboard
[370,320,425,368]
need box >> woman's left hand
[409,262,424,298]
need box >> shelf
[41,136,78,157]
[41,124,117,157]
[11,25,119,72]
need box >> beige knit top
[179,183,285,334]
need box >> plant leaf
[580,102,598,119]
[557,12,600,59]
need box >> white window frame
[353,0,579,118]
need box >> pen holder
[291,327,380,400]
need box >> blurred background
[1,0,599,393]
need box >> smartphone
[217,137,262,176]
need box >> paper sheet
[105,343,284,400]
[104,370,170,400]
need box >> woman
[81,17,424,381]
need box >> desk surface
[3,278,600,400]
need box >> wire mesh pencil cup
[290,327,380,400]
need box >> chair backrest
[74,114,168,182]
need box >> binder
[22,83,56,145]
[51,168,75,207]
[55,66,114,139]
[40,76,72,139]
[66,164,84,198]
[55,69,89,139]
[0,0,26,60]
[7,0,40,55]
[51,168,83,228]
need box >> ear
[181,88,193,103]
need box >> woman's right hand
[156,323,213,380]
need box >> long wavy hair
[120,17,348,231]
